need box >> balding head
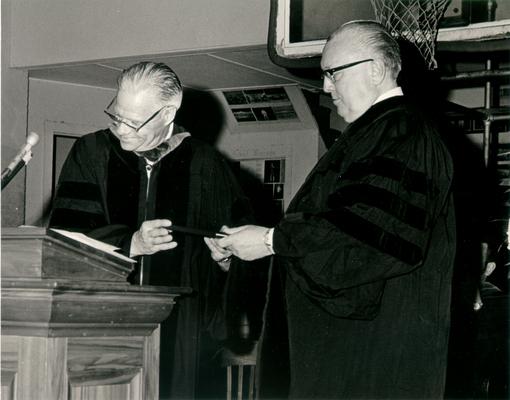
[327,21,401,81]
[321,20,402,123]
[117,61,183,109]
[107,62,183,153]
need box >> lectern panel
[1,228,188,400]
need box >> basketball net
[370,0,451,69]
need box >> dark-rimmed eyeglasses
[322,59,374,82]
[104,97,168,133]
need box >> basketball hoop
[370,0,451,69]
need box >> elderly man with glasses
[206,21,456,399]
[49,61,255,400]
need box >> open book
[50,228,136,264]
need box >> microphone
[1,132,40,190]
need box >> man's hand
[130,219,177,257]
[204,233,234,272]
[215,225,272,261]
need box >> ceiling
[28,46,324,92]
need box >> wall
[2,0,29,227]
[10,0,270,68]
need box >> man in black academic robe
[207,22,456,399]
[50,62,254,399]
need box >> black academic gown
[258,96,456,399]
[50,126,253,399]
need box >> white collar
[373,87,403,105]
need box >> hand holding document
[208,225,273,261]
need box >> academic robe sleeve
[49,132,135,252]
[273,115,454,319]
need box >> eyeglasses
[322,59,374,82]
[104,97,168,132]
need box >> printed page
[50,228,136,263]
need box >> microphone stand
[2,132,39,191]
[1,161,26,190]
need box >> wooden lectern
[1,227,190,400]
